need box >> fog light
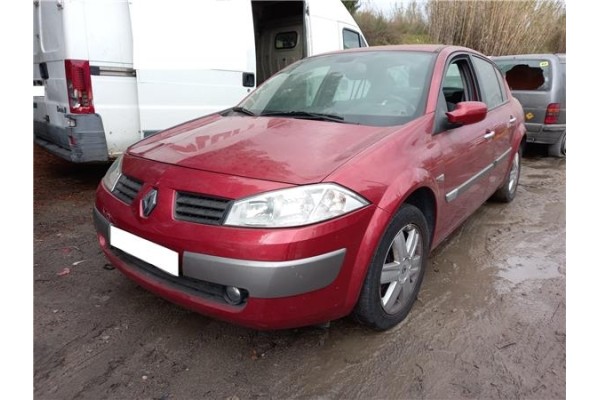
[225,286,245,305]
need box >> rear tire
[353,204,429,331]
[492,148,521,203]
[548,131,566,158]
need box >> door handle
[508,116,517,126]
[484,130,495,140]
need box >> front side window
[472,56,505,109]
[238,51,435,127]
[343,29,361,49]
[441,59,475,112]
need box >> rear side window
[495,59,552,91]
[472,56,505,109]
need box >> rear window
[494,59,552,91]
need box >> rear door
[33,0,70,145]
[471,55,517,192]
[129,0,257,137]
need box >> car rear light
[544,103,560,124]
[65,59,95,114]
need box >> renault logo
[141,189,158,217]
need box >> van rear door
[129,0,257,137]
[33,0,70,148]
[34,0,111,162]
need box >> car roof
[316,44,485,58]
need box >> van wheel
[548,132,566,158]
[353,204,429,331]
[492,148,521,203]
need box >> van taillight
[65,60,94,114]
[544,103,560,124]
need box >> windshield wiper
[261,110,349,123]
[231,106,256,116]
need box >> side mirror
[446,101,488,125]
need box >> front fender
[340,167,442,313]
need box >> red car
[94,45,525,330]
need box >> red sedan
[94,45,525,330]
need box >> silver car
[492,54,566,157]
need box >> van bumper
[525,123,566,145]
[34,114,109,163]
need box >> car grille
[112,175,143,205]
[175,192,232,225]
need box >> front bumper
[94,207,346,299]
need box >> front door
[434,55,497,238]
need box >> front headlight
[224,183,369,228]
[102,154,124,192]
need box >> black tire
[353,204,429,331]
[548,131,566,158]
[491,148,521,203]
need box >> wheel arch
[402,187,437,248]
[343,175,440,314]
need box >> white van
[33,0,368,162]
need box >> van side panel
[91,75,140,156]
[84,1,133,65]
[130,0,256,135]
[83,0,139,156]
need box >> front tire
[353,204,429,331]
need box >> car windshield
[494,59,552,91]
[237,51,435,127]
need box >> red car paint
[95,45,525,329]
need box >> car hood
[129,115,397,185]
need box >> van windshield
[495,59,552,91]
[237,51,435,127]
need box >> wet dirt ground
[33,145,565,399]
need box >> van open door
[129,0,257,137]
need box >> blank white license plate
[110,226,179,276]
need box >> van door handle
[242,72,255,88]
[483,130,495,140]
[508,116,517,126]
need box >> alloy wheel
[379,223,423,315]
